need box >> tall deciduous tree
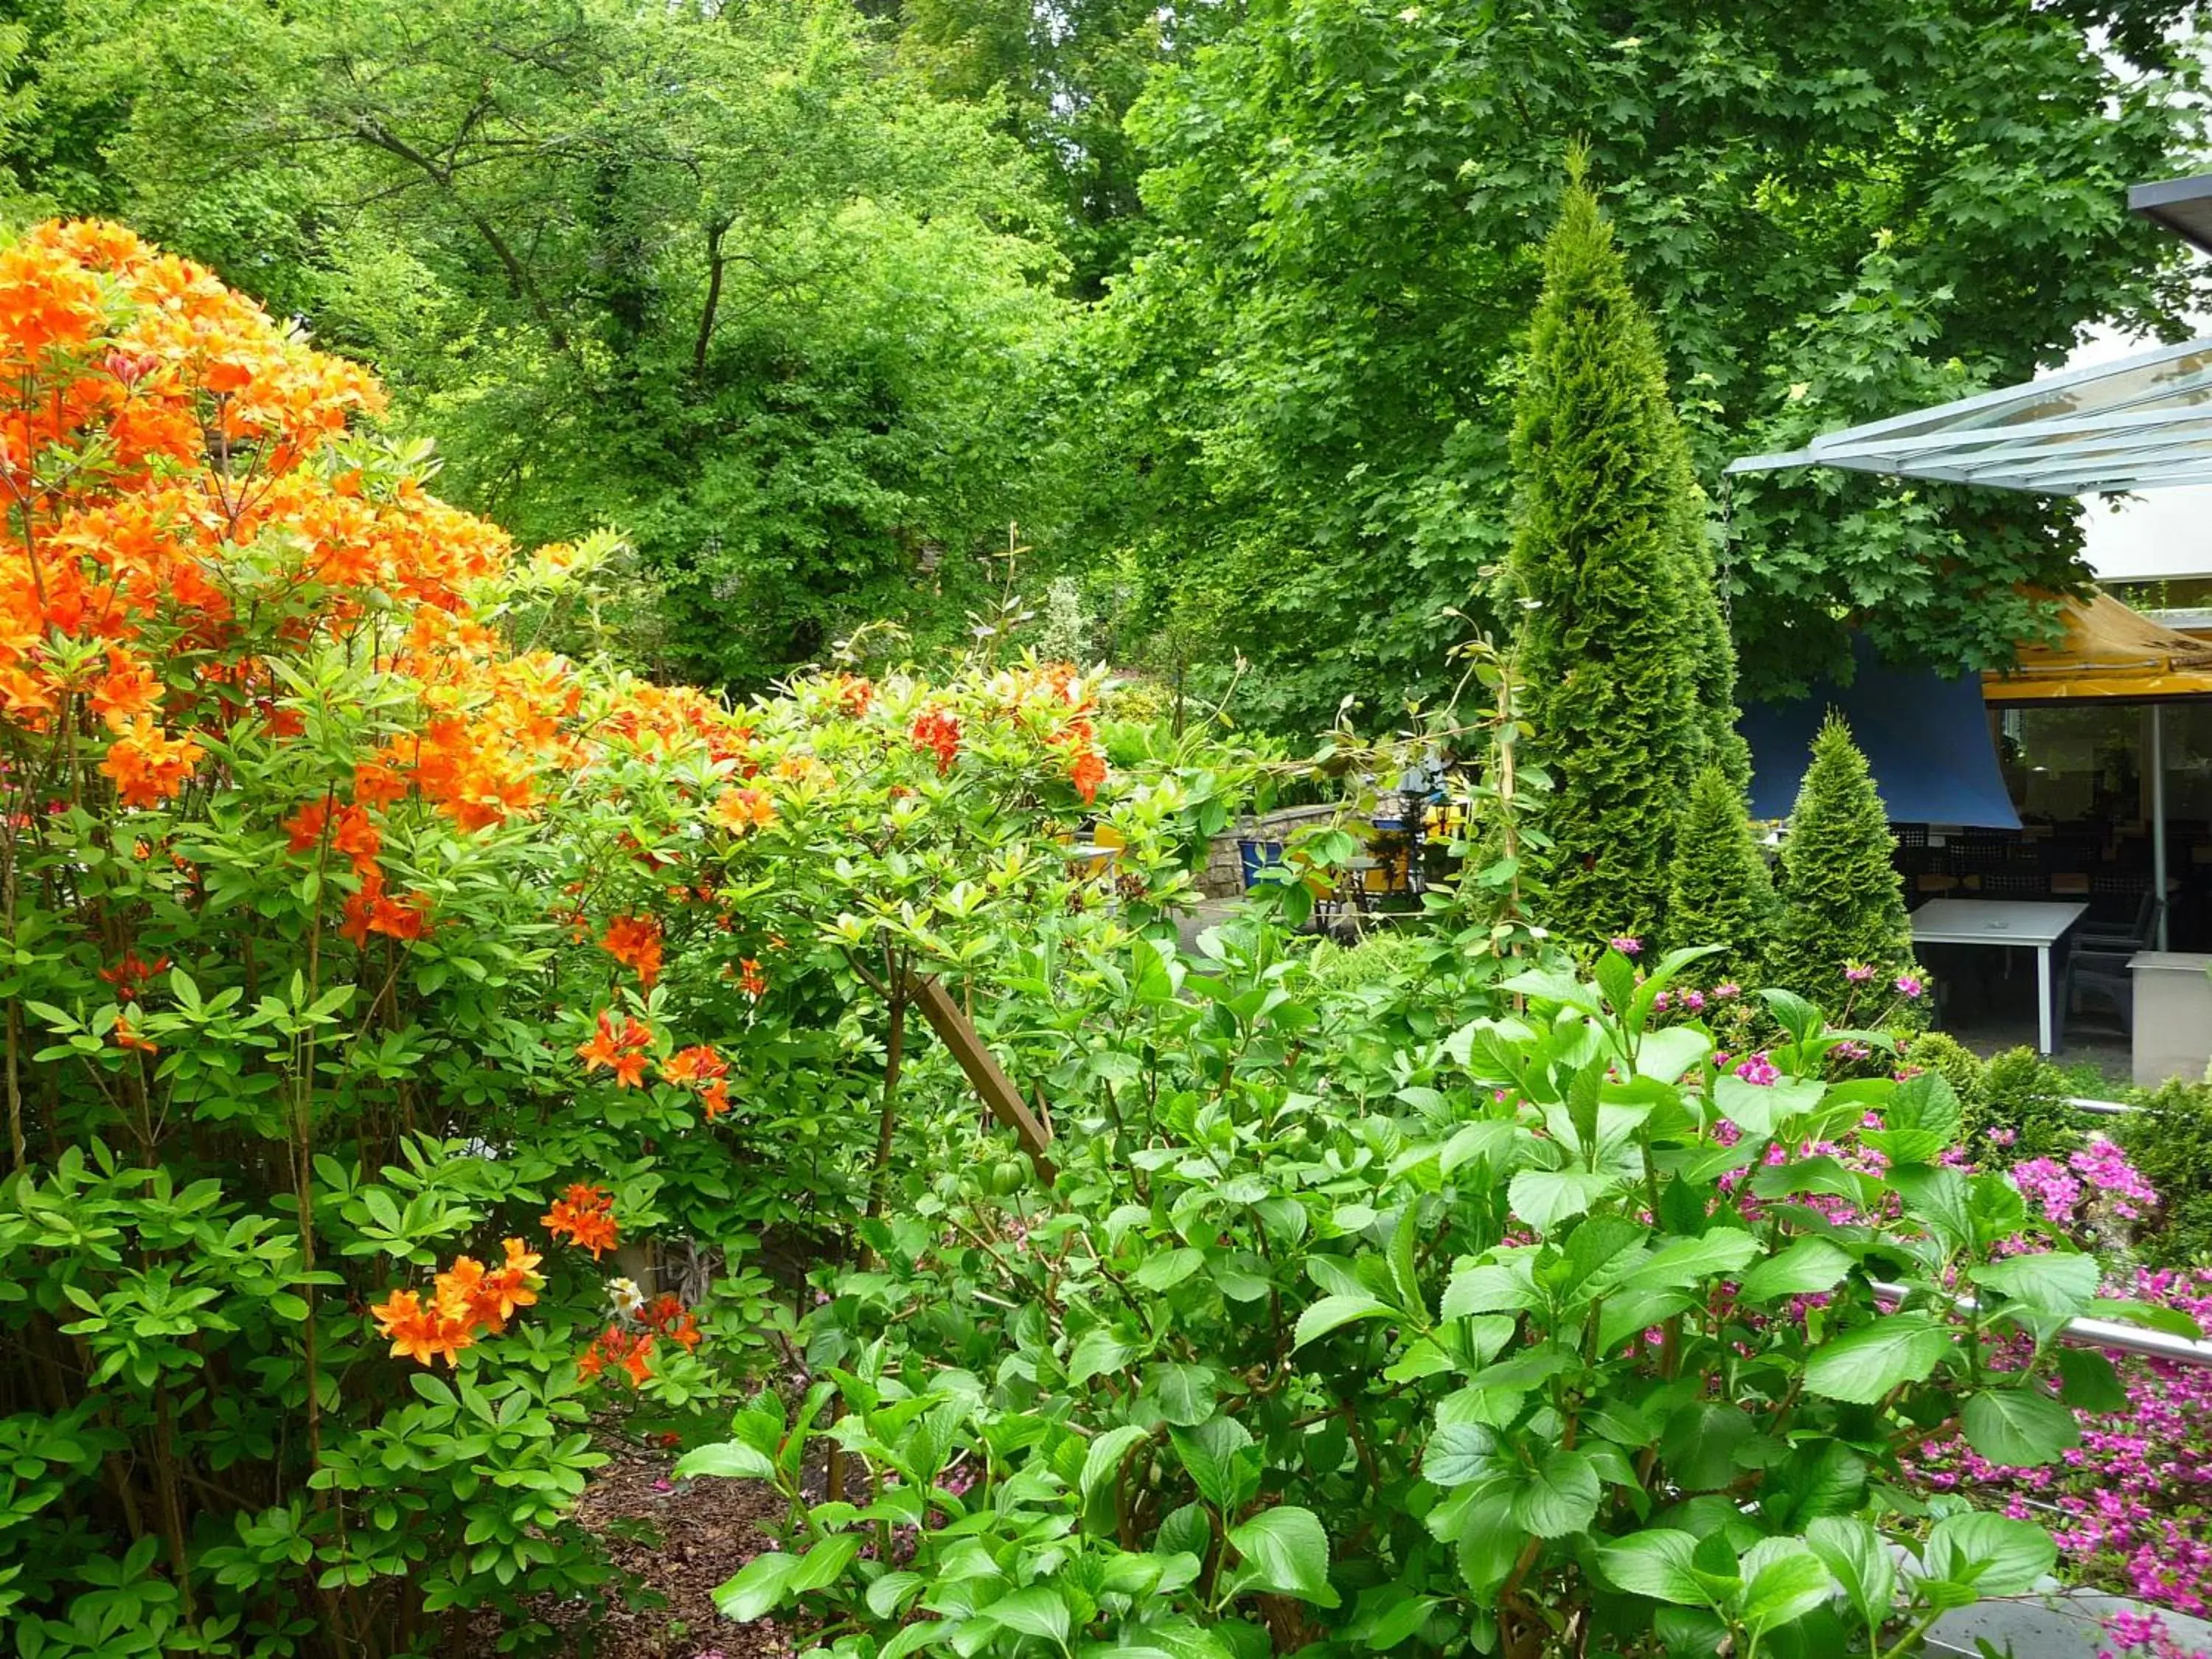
[16,0,1078,690]
[1509,170,1716,946]
[1086,0,2206,731]
[1767,714,1918,1012]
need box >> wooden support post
[908,975,1056,1180]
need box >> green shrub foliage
[2119,1077,2212,1267]
[1666,763,1775,975]
[1508,171,1725,946]
[1767,714,1918,1012]
[1905,1030,1986,1119]
[1967,1046,2084,1168]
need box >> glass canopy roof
[1728,336,2212,494]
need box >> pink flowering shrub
[1907,1267,2212,1622]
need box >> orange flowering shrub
[0,220,1229,1649]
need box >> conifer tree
[1767,714,1916,1011]
[1666,763,1775,983]
[1509,165,1717,944]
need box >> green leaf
[1624,1228,1759,1293]
[2054,1347,2129,1413]
[1509,1447,1599,1538]
[1969,1251,2101,1320]
[789,1534,859,1593]
[1135,1248,1205,1291]
[867,1571,925,1619]
[1080,1426,1152,1500]
[1293,1294,1394,1349]
[1170,1416,1254,1514]
[1596,1529,1704,1605]
[1737,1237,1854,1303]
[1506,1169,1613,1234]
[673,1441,776,1483]
[1227,1506,1338,1607]
[1737,1538,1833,1635]
[1068,1328,1135,1385]
[1806,1517,1896,1642]
[712,1552,799,1621]
[985,1586,1071,1644]
[1923,1512,2056,1596]
[1634,1026,1710,1084]
[1422,1422,1498,1488]
[1146,1363,1219,1427]
[1803,1313,1952,1403]
[1961,1388,2081,1468]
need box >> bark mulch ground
[470,1436,795,1659]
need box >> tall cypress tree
[1509,166,1717,945]
[1767,714,1916,1011]
[1667,762,1776,984]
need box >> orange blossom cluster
[369,1239,544,1368]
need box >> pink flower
[1652,991,1671,1012]
[1844,962,1876,983]
[1714,983,1741,1000]
[1680,989,1705,1012]
[1895,974,1924,999]
[1609,936,1642,956]
[1733,1053,1780,1087]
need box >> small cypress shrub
[1508,165,1710,947]
[1967,1046,2082,1167]
[2118,1077,2212,1267]
[1766,713,1919,1015]
[1666,762,1775,979]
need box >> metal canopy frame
[1728,336,2212,495]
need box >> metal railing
[1871,1281,2212,1367]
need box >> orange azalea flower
[99,716,204,808]
[1069,748,1107,806]
[910,709,961,773]
[370,1242,544,1368]
[575,1010,653,1088]
[599,914,664,988]
[641,1293,703,1353]
[710,785,776,834]
[369,1287,475,1368]
[88,647,162,730]
[737,958,767,1001]
[577,1325,656,1386]
[542,1182,620,1259]
[660,1043,727,1088]
[99,950,170,1001]
[113,1014,157,1054]
[699,1079,731,1119]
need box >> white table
[1908,899,2089,1055]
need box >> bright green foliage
[2120,1077,2212,1267]
[895,0,1198,296]
[1509,175,1714,946]
[1969,1047,2086,1168]
[1767,716,1918,1013]
[15,0,1076,691]
[1089,0,2205,728]
[1905,1030,1987,1119]
[1666,765,1776,978]
[681,935,2101,1656]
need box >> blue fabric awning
[1739,644,2021,829]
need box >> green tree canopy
[1083,0,2206,731]
[15,0,1079,688]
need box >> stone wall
[1196,803,1346,897]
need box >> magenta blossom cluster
[1907,1267,2212,1623]
[2100,1607,2211,1659]
[1732,1052,1781,1087]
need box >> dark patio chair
[2063,894,2160,1036]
